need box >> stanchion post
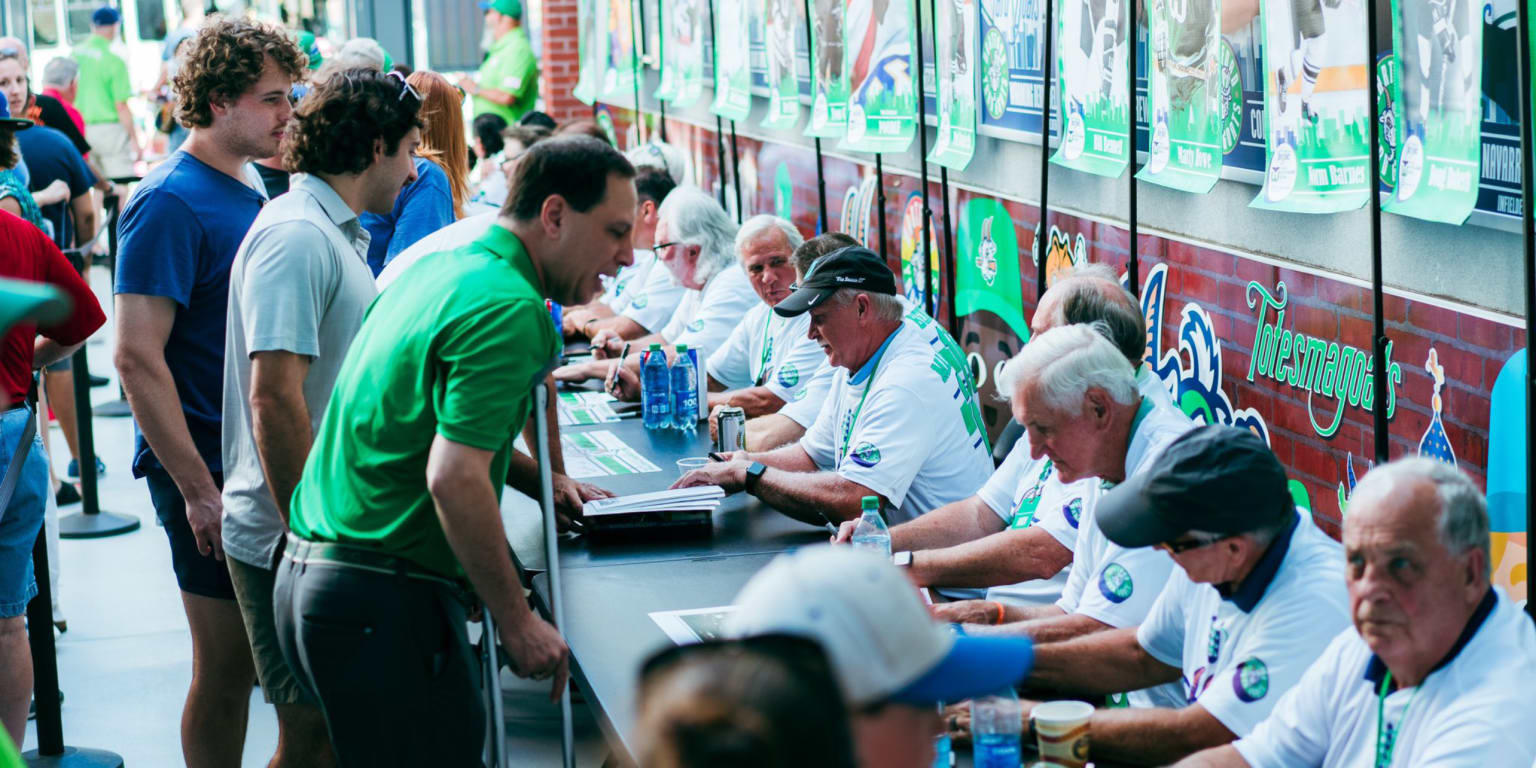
[1364,0,1388,463]
[1126,4,1139,296]
[533,385,574,768]
[1515,0,1534,620]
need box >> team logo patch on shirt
[849,442,882,467]
[1062,498,1083,529]
[631,295,649,309]
[1097,563,1133,603]
[687,319,705,332]
[1233,658,1269,702]
[778,363,799,388]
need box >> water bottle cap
[675,343,688,353]
[648,343,662,351]
[861,496,878,510]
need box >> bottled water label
[931,731,952,768]
[973,733,1021,768]
[850,535,891,556]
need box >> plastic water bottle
[849,496,891,556]
[641,344,672,430]
[932,701,953,768]
[671,344,699,431]
[970,689,1023,768]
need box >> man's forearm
[472,85,517,107]
[1076,704,1236,767]
[432,473,536,627]
[585,314,646,342]
[1028,627,1182,697]
[250,395,311,522]
[1171,745,1250,768]
[118,348,217,498]
[979,610,1110,645]
[744,413,804,452]
[890,497,1004,552]
[33,339,82,370]
[707,386,785,417]
[752,468,873,525]
[116,103,139,148]
[909,528,1073,589]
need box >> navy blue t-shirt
[16,124,96,249]
[115,151,265,477]
[360,156,453,276]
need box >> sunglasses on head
[384,70,421,104]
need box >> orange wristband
[993,601,1005,625]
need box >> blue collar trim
[1363,588,1497,689]
[1224,511,1299,613]
[849,325,902,385]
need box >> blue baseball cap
[0,95,32,130]
[91,6,121,26]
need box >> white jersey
[1235,588,1536,768]
[799,310,993,525]
[621,256,691,333]
[659,263,759,357]
[706,302,833,407]
[779,362,839,426]
[1136,511,1349,738]
[376,211,494,290]
[600,249,660,313]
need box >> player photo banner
[761,0,802,128]
[1136,0,1225,193]
[928,0,979,169]
[712,0,755,119]
[657,0,709,106]
[1382,0,1483,224]
[1249,0,1371,212]
[575,0,606,104]
[601,0,639,103]
[840,0,919,153]
[1049,0,1130,177]
[805,0,851,137]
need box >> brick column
[537,0,585,121]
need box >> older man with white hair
[674,246,991,526]
[555,186,758,384]
[1176,457,1536,768]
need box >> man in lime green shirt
[459,0,539,123]
[72,6,139,178]
[274,136,638,764]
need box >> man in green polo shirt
[72,6,139,178]
[273,136,637,765]
[459,0,539,123]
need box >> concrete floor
[19,267,609,766]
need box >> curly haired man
[112,17,305,767]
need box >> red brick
[1233,256,1276,286]
[1458,316,1515,353]
[1338,313,1377,349]
[1428,343,1487,391]
[1381,294,1408,324]
[1447,387,1492,431]
[1291,441,1340,485]
[1405,301,1459,336]
[1288,302,1339,339]
[1314,277,1370,315]
[1275,268,1316,301]
[1179,270,1221,303]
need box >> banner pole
[1365,0,1388,463]
[913,0,934,314]
[1515,0,1535,619]
[631,0,646,145]
[1036,0,1055,301]
[1126,5,1139,296]
[800,0,829,230]
[707,0,729,208]
[729,120,744,222]
[874,153,889,261]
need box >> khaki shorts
[84,122,136,179]
[227,555,314,706]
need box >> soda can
[546,299,562,335]
[715,407,747,453]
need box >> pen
[708,452,728,462]
[608,342,631,395]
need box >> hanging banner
[1249,0,1371,212]
[761,0,803,128]
[928,0,979,169]
[663,0,710,106]
[840,0,919,152]
[978,0,1046,139]
[602,0,639,102]
[956,197,1028,341]
[712,0,755,119]
[575,0,607,104]
[805,0,850,136]
[1137,0,1224,192]
[1382,0,1483,224]
[1050,0,1130,176]
[899,193,943,309]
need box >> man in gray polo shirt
[220,70,423,768]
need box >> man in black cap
[954,425,1348,766]
[674,246,992,526]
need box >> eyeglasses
[1157,534,1227,555]
[652,241,681,255]
[385,70,421,104]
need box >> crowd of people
[0,3,1532,768]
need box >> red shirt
[41,88,86,137]
[0,210,105,408]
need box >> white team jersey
[779,362,840,426]
[1235,588,1536,768]
[600,249,658,312]
[620,255,690,333]
[376,211,495,290]
[799,310,993,525]
[659,263,760,357]
[1136,511,1348,738]
[705,301,833,407]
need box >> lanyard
[753,311,775,386]
[1374,672,1422,768]
[1009,460,1054,529]
[838,342,893,464]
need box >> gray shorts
[228,555,314,706]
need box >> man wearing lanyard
[674,246,992,526]
[1179,457,1536,768]
[970,425,1347,766]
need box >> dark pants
[273,539,485,768]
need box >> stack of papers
[557,391,623,426]
[582,486,726,517]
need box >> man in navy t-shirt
[14,122,94,251]
[113,18,305,765]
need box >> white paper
[649,605,740,644]
[559,430,663,479]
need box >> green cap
[295,30,322,70]
[479,0,524,19]
[648,343,662,351]
[861,496,879,510]
[675,344,688,353]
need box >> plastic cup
[676,457,711,477]
[1032,700,1094,768]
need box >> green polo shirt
[473,27,538,123]
[288,225,559,578]
[72,35,132,125]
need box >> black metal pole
[729,120,744,222]
[1126,2,1139,296]
[801,0,829,229]
[1036,0,1055,301]
[1515,0,1535,620]
[874,154,889,261]
[1365,0,1387,463]
[631,0,645,144]
[939,167,957,334]
[914,0,934,314]
[659,101,669,141]
[706,0,730,208]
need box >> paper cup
[676,457,711,477]
[1033,700,1094,768]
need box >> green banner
[928,0,978,169]
[1250,0,1371,212]
[1049,0,1130,177]
[712,0,754,120]
[600,0,638,102]
[761,0,802,129]
[1137,0,1224,192]
[956,197,1028,341]
[574,0,605,104]
[658,0,709,106]
[1383,0,1483,223]
[839,0,918,153]
[806,0,850,137]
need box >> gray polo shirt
[221,173,377,569]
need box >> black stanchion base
[23,746,125,767]
[91,400,132,418]
[58,512,140,540]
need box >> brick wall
[538,0,586,122]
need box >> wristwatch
[893,551,914,568]
[744,461,767,493]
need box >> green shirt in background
[72,34,131,125]
[473,27,538,124]
[288,225,559,578]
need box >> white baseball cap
[726,546,1033,707]
[625,141,690,187]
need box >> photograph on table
[713,0,755,120]
[1250,0,1371,212]
[840,0,919,152]
[650,606,741,644]
[1050,0,1130,177]
[602,0,640,102]
[1136,0,1225,192]
[928,0,980,169]
[760,0,804,128]
[978,0,1048,139]
[1383,0,1482,224]
[805,0,851,137]
[657,0,710,106]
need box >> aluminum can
[715,407,747,453]
[546,299,562,335]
